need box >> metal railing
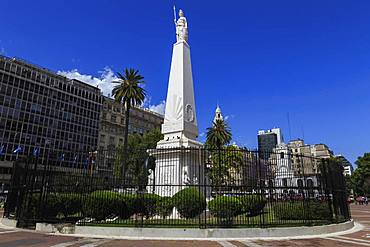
[3,147,350,228]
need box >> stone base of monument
[150,207,181,220]
[170,207,181,219]
[147,141,210,198]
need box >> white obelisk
[148,9,204,197]
[158,9,200,148]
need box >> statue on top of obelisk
[174,7,188,42]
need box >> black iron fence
[3,147,350,228]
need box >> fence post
[328,159,339,223]
[38,149,50,222]
[4,158,20,218]
[19,156,31,226]
[197,148,201,228]
[26,153,39,219]
[13,160,23,224]
[257,151,263,228]
[300,154,310,225]
[340,168,351,220]
[322,159,334,223]
[204,148,209,229]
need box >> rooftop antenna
[301,125,305,141]
[287,112,292,141]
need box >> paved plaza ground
[0,204,369,247]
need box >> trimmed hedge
[135,193,161,218]
[83,191,161,220]
[43,193,61,218]
[58,194,83,218]
[156,197,174,218]
[239,195,266,216]
[83,191,128,221]
[121,194,137,219]
[273,201,331,221]
[24,191,163,221]
[308,200,332,220]
[208,196,242,219]
[25,193,61,219]
[173,188,206,219]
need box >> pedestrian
[356,196,363,205]
[365,196,369,206]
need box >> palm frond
[205,119,232,149]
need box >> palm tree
[112,68,146,178]
[206,119,232,195]
[205,119,232,149]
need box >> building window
[109,136,115,144]
[282,178,288,187]
[307,179,313,188]
[297,179,303,188]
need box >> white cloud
[57,67,118,97]
[57,68,166,115]
[148,100,166,115]
[199,132,205,137]
[141,96,165,115]
[141,96,152,108]
[224,114,235,121]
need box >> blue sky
[1,0,370,165]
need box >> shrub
[22,193,41,219]
[239,195,266,216]
[58,194,83,218]
[83,191,127,221]
[273,201,331,221]
[40,193,61,219]
[208,196,242,219]
[173,188,206,219]
[135,193,161,218]
[22,193,81,220]
[121,194,137,219]
[156,197,174,218]
[273,201,305,220]
[307,201,332,220]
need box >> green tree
[344,174,353,196]
[325,157,350,196]
[352,153,370,196]
[113,145,125,178]
[138,127,163,149]
[115,128,163,189]
[208,145,244,191]
[205,118,235,192]
[112,68,146,178]
[205,119,232,149]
